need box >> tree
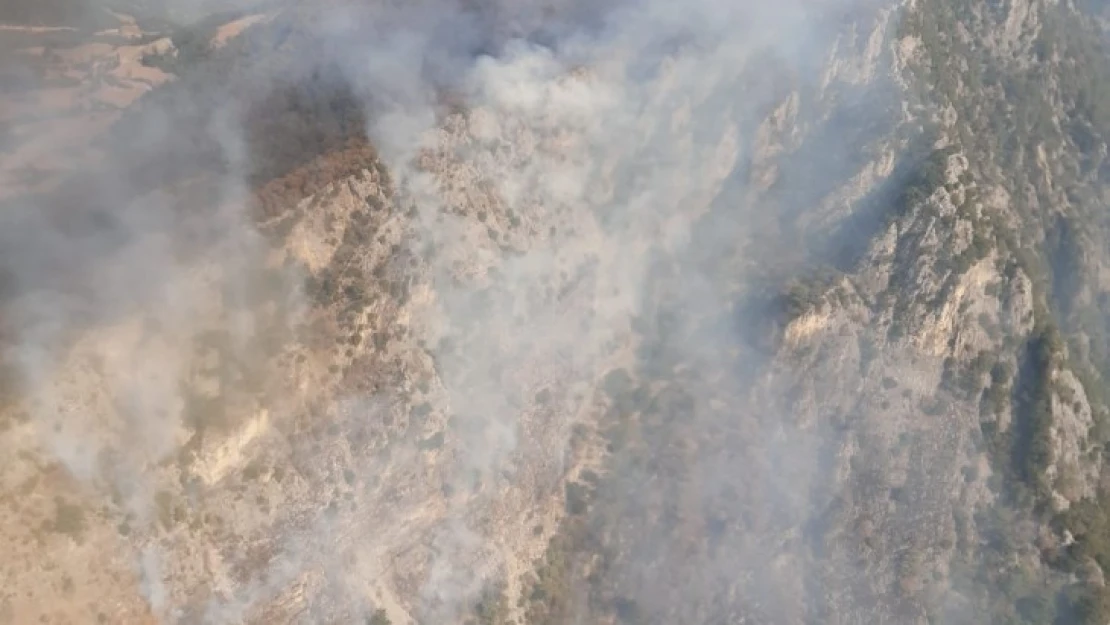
[366,609,391,625]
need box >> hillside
[4,0,1110,624]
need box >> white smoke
[0,0,893,622]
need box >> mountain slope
[511,1,1110,624]
[5,0,1110,624]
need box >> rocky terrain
[4,0,1110,624]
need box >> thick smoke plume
[319,0,879,622]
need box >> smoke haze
[0,0,941,622]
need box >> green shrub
[50,497,86,540]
